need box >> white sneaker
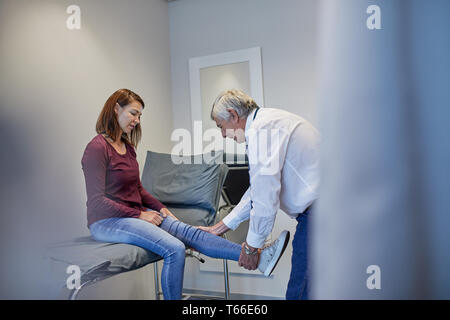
[258,230,290,277]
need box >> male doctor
[200,89,320,300]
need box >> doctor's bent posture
[201,89,320,300]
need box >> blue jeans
[285,205,311,300]
[89,214,241,300]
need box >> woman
[81,89,289,300]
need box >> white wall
[168,0,319,298]
[0,0,172,299]
[169,0,319,132]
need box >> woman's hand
[139,210,164,226]
[160,207,179,221]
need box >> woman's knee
[165,240,186,259]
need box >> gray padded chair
[141,151,227,227]
[141,150,230,299]
[46,236,163,300]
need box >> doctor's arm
[197,187,252,236]
[244,128,291,249]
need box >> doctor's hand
[238,242,261,271]
[139,210,163,226]
[197,221,230,236]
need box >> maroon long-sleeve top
[81,134,166,227]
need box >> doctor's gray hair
[210,89,259,121]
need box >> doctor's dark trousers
[285,205,312,300]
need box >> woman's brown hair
[96,89,144,148]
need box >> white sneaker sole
[264,231,290,277]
